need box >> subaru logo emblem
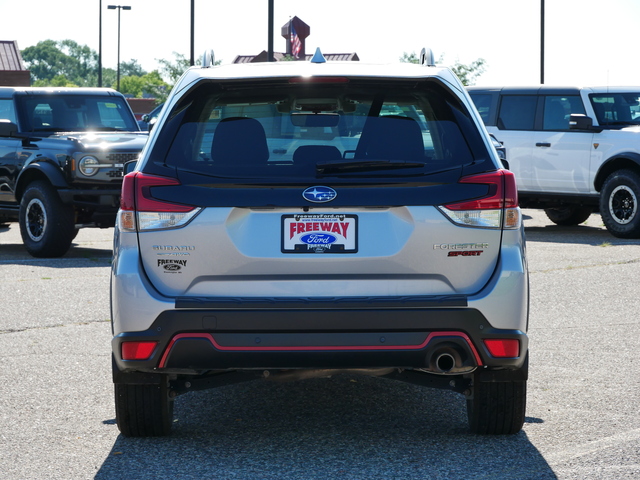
[302,186,337,203]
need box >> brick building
[0,41,30,86]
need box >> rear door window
[497,95,537,130]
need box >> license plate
[282,214,358,253]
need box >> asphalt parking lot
[0,209,639,480]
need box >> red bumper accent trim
[157,331,484,368]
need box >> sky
[3,0,640,87]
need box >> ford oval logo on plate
[300,233,337,245]
[302,186,337,203]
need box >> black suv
[0,87,148,257]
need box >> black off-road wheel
[115,379,174,437]
[600,169,640,238]
[467,379,527,435]
[19,181,75,258]
[544,206,593,226]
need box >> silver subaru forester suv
[110,49,529,437]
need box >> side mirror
[489,133,509,170]
[569,114,601,132]
[0,119,18,137]
[123,159,137,175]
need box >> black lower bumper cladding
[112,296,528,375]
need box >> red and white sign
[282,214,357,253]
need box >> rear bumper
[112,299,528,375]
[111,224,529,378]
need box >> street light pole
[540,0,545,84]
[268,0,274,62]
[99,0,103,87]
[190,0,195,66]
[107,4,131,91]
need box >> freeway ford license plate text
[282,214,358,253]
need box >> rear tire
[600,169,640,238]
[544,206,593,226]
[467,378,526,435]
[19,181,75,258]
[115,379,174,437]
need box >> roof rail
[420,48,435,67]
[202,50,216,68]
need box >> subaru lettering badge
[302,186,337,203]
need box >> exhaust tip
[435,352,456,373]
[424,338,478,374]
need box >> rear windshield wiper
[316,159,426,174]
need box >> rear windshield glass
[17,94,139,132]
[151,77,490,181]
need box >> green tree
[156,51,220,84]
[400,51,487,86]
[119,71,171,102]
[101,68,117,89]
[119,75,147,98]
[120,59,147,77]
[59,39,98,85]
[138,71,171,103]
[22,40,74,84]
[157,52,192,84]
[21,39,151,88]
[20,38,196,101]
[451,59,486,87]
[22,40,98,86]
[33,75,77,88]
[399,52,420,64]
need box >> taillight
[289,76,349,84]
[483,339,520,358]
[438,169,520,229]
[119,172,200,232]
[122,341,158,360]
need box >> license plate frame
[281,214,358,254]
